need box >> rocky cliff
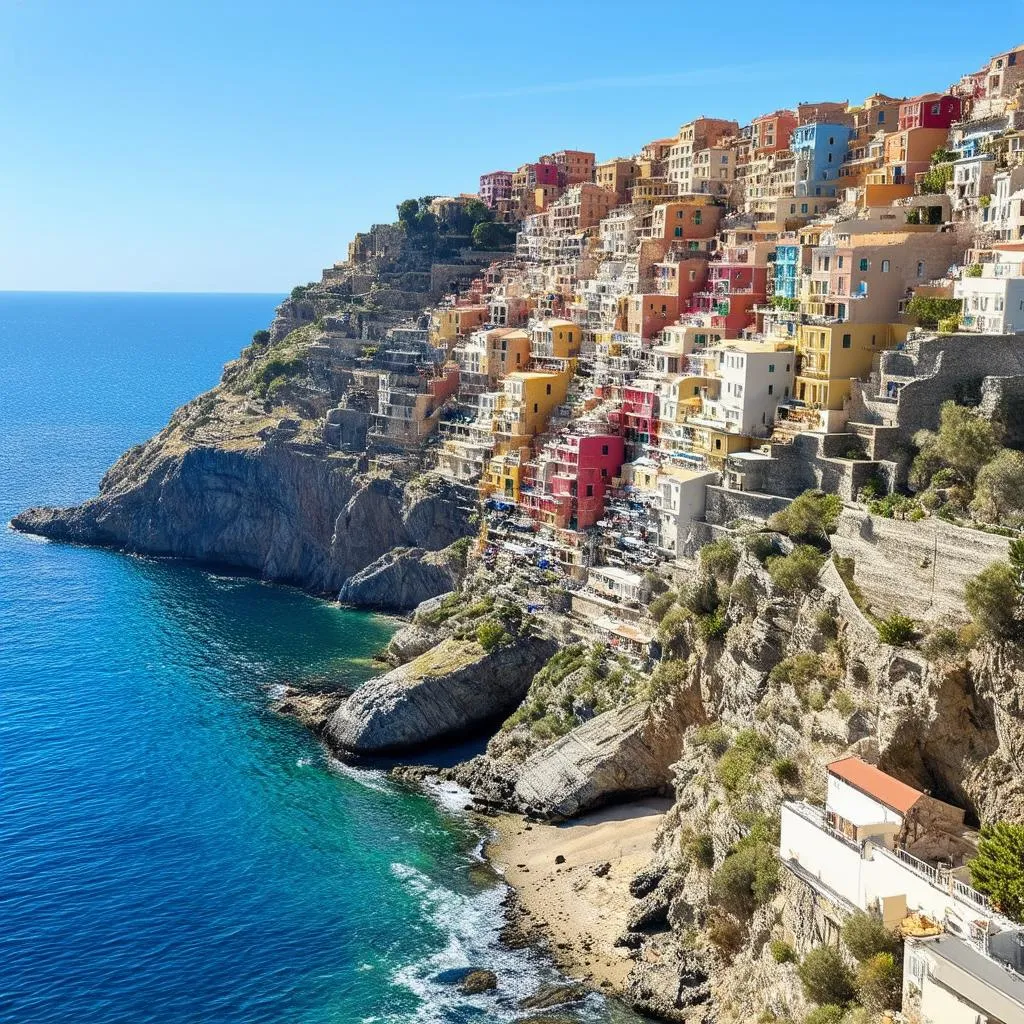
[12,317,472,607]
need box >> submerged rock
[460,969,498,994]
[325,634,556,755]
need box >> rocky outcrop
[514,702,693,821]
[326,633,557,755]
[338,546,460,610]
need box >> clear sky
[2,0,1021,293]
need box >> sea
[0,293,640,1024]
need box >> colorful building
[898,93,962,131]
[792,122,854,197]
[751,109,797,155]
[478,170,513,208]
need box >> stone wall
[704,486,791,526]
[830,507,1010,620]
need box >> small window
[878,110,885,123]
[768,363,775,373]
[768,384,774,396]
[881,259,890,273]
[838,256,845,268]
[585,484,594,497]
[545,384,551,395]
[674,226,683,237]
[801,203,808,214]
[842,333,852,348]
[917,260,925,278]
[859,258,869,271]
[931,103,940,115]
[694,210,702,224]
[533,403,538,413]
[601,444,609,455]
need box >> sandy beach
[487,798,671,990]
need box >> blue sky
[1,0,1020,292]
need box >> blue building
[792,122,853,198]
[773,244,800,299]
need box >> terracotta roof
[828,756,924,814]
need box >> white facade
[955,252,1024,333]
[587,565,645,603]
[656,468,718,556]
[702,342,795,435]
[826,774,904,829]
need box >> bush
[966,263,983,278]
[700,539,740,581]
[876,612,916,646]
[658,605,692,656]
[684,574,721,615]
[772,758,800,786]
[768,491,842,543]
[972,449,1024,524]
[970,821,1024,922]
[965,562,1019,639]
[716,730,774,796]
[685,831,715,870]
[832,690,856,716]
[251,329,270,345]
[745,532,780,563]
[642,658,689,701]
[694,723,731,757]
[648,591,677,623]
[709,834,778,917]
[766,546,826,596]
[699,609,730,642]
[842,911,901,962]
[476,620,511,652]
[856,952,902,1011]
[905,295,963,330]
[912,401,1000,489]
[921,625,963,662]
[770,652,825,696]
[706,910,746,953]
[797,945,856,1006]
[804,1008,845,1024]
[770,939,796,964]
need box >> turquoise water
[0,293,632,1023]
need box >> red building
[751,109,797,155]
[609,382,660,448]
[691,258,767,334]
[479,170,513,208]
[521,433,625,530]
[898,93,962,131]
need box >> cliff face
[11,319,472,606]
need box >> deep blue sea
[0,293,635,1024]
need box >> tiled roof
[828,756,924,814]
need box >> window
[859,258,869,271]
[784,385,790,397]
[674,226,683,237]
[601,467,608,478]
[931,102,940,115]
[585,484,594,497]
[694,210,702,224]
[545,384,551,395]
[838,256,845,268]
[768,384,774,396]
[842,333,852,348]
[917,260,925,278]
[801,203,808,214]
[878,110,885,123]
[768,363,775,373]
[533,403,538,413]
[881,259,890,273]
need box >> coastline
[484,798,671,994]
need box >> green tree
[397,198,419,225]
[905,295,963,329]
[766,545,826,596]
[700,538,740,581]
[970,821,1024,921]
[965,562,1020,639]
[797,945,856,1006]
[251,329,270,346]
[971,449,1024,524]
[708,821,779,917]
[912,401,1000,488]
[768,490,843,544]
[471,220,515,249]
[461,198,493,226]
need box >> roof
[828,757,923,814]
[589,565,645,585]
[922,934,1024,1011]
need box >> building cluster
[781,758,1024,1024]
[324,43,1024,623]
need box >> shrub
[709,834,778,917]
[921,625,963,662]
[716,730,774,796]
[815,609,839,639]
[832,689,856,717]
[768,491,843,543]
[694,723,731,757]
[706,910,746,953]
[965,562,1019,639]
[876,612,916,646]
[729,575,758,613]
[685,831,715,870]
[648,591,677,623]
[905,295,963,330]
[642,657,689,701]
[842,911,901,962]
[700,539,740,581]
[476,620,511,652]
[856,952,902,1011]
[966,263,983,278]
[772,758,800,786]
[770,939,796,964]
[251,329,270,345]
[684,574,721,616]
[745,532,780,563]
[766,546,826,596]
[972,448,1024,524]
[970,821,1024,922]
[770,652,825,696]
[699,609,730,642]
[658,605,692,656]
[643,569,669,596]
[804,1008,845,1024]
[797,945,856,1006]
[912,401,1000,489]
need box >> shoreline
[483,798,671,995]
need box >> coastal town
[16,37,1024,1024]
[302,41,1024,1024]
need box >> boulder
[460,970,498,994]
[338,547,456,610]
[326,634,556,755]
[513,703,684,820]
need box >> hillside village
[17,41,1024,1024]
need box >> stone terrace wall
[705,486,791,526]
[830,507,1010,620]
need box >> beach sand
[487,798,671,990]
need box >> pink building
[479,171,513,208]
[898,93,962,131]
[691,259,767,333]
[609,383,659,447]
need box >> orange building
[751,110,797,155]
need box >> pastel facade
[898,93,962,131]
[701,339,795,435]
[751,109,797,155]
[954,246,1024,333]
[792,122,853,197]
[478,170,513,208]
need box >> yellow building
[794,323,907,409]
[491,367,573,448]
[480,449,525,501]
[530,318,580,359]
[432,304,489,347]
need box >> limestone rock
[514,702,687,821]
[460,970,497,994]
[338,547,457,610]
[326,634,556,755]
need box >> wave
[325,756,393,795]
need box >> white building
[656,466,718,557]
[954,248,1024,334]
[700,340,795,436]
[983,167,1024,242]
[779,757,1024,1024]
[586,565,646,604]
